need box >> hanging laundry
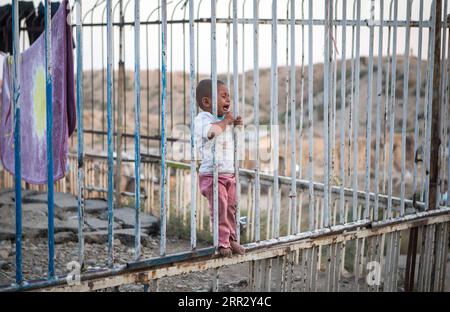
[0,2,36,54]
[26,1,62,46]
[0,0,75,185]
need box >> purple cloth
[0,1,75,185]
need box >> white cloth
[194,111,235,174]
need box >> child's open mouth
[223,105,230,112]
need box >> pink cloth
[199,174,237,249]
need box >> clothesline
[0,1,61,54]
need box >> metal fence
[0,0,449,292]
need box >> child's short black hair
[196,79,226,110]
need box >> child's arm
[207,113,235,140]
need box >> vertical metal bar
[90,9,95,150]
[75,0,85,269]
[307,0,314,231]
[226,0,232,91]
[297,0,306,234]
[183,5,188,133]
[253,0,261,241]
[101,6,106,150]
[364,0,375,220]
[393,231,401,291]
[417,226,426,291]
[374,0,385,222]
[134,0,141,261]
[241,0,247,129]
[328,3,336,222]
[387,0,398,219]
[284,1,290,180]
[271,0,280,238]
[289,0,297,235]
[348,0,356,190]
[232,0,240,243]
[438,0,448,208]
[196,0,204,87]
[160,0,168,256]
[211,0,219,248]
[430,0,443,211]
[382,0,394,203]
[324,0,332,228]
[400,0,413,216]
[158,2,161,135]
[45,0,55,279]
[106,0,115,267]
[412,0,425,205]
[116,0,124,207]
[351,0,361,222]
[189,0,197,250]
[12,0,22,285]
[424,0,437,209]
[339,0,347,226]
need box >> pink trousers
[199,174,237,248]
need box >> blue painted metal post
[75,0,85,269]
[160,0,168,256]
[134,0,142,261]
[45,0,55,279]
[106,0,115,267]
[12,0,23,285]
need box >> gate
[0,0,449,292]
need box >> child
[194,79,245,257]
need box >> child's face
[202,84,231,117]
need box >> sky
[0,0,437,76]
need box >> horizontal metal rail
[1,207,448,292]
[59,18,437,28]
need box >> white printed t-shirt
[194,111,234,174]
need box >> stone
[0,206,49,238]
[22,203,49,216]
[85,217,121,232]
[0,249,9,259]
[84,231,109,244]
[0,241,12,254]
[85,199,108,214]
[0,260,9,270]
[114,208,159,234]
[54,232,76,244]
[55,217,80,234]
[0,227,15,241]
[0,193,14,206]
[24,192,78,212]
[114,229,149,247]
[0,189,40,206]
[23,221,48,238]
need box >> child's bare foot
[230,241,245,255]
[219,247,232,257]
